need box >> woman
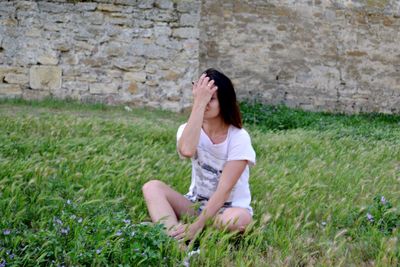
[142,68,256,241]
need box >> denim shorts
[185,194,233,215]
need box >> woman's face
[204,92,220,119]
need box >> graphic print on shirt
[192,145,225,199]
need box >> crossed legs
[142,180,252,235]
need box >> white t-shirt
[177,123,256,213]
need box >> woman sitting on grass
[142,68,256,241]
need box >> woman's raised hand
[192,73,218,108]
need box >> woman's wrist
[192,99,208,111]
[192,220,205,231]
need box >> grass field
[0,99,399,266]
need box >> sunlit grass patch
[0,99,399,266]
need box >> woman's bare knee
[142,180,166,198]
[215,208,252,232]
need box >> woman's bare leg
[142,180,196,232]
[214,207,252,232]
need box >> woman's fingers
[207,79,214,88]
[200,75,210,88]
[196,73,206,87]
[170,224,186,238]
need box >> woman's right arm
[178,74,217,158]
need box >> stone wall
[0,0,399,113]
[201,0,400,113]
[0,0,200,111]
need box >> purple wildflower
[0,259,6,267]
[9,254,14,260]
[367,213,374,222]
[96,248,102,254]
[54,218,63,225]
[60,227,70,235]
[116,230,122,236]
[380,196,386,205]
[3,229,11,235]
[123,219,131,225]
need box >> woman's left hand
[169,222,202,241]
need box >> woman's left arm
[171,160,247,240]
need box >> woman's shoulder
[229,126,252,140]
[177,122,187,131]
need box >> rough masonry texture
[0,0,399,113]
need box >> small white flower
[96,248,102,254]
[66,199,72,205]
[116,230,122,236]
[380,196,386,204]
[124,106,132,112]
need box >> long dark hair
[204,68,242,129]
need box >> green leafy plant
[363,195,399,235]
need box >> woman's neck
[202,117,229,139]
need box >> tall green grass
[0,99,399,266]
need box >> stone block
[16,1,37,11]
[122,80,146,95]
[164,70,180,81]
[76,2,97,11]
[113,57,145,71]
[145,9,177,22]
[124,72,147,83]
[37,2,73,13]
[177,1,200,13]
[180,13,199,26]
[38,55,59,65]
[172,27,199,39]
[63,81,89,92]
[138,0,154,9]
[0,84,22,97]
[127,81,138,94]
[155,0,173,9]
[29,66,61,91]
[146,80,158,86]
[22,89,50,100]
[4,73,29,84]
[0,67,17,80]
[154,25,171,37]
[155,36,182,50]
[25,28,42,38]
[89,83,118,94]
[97,4,125,12]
